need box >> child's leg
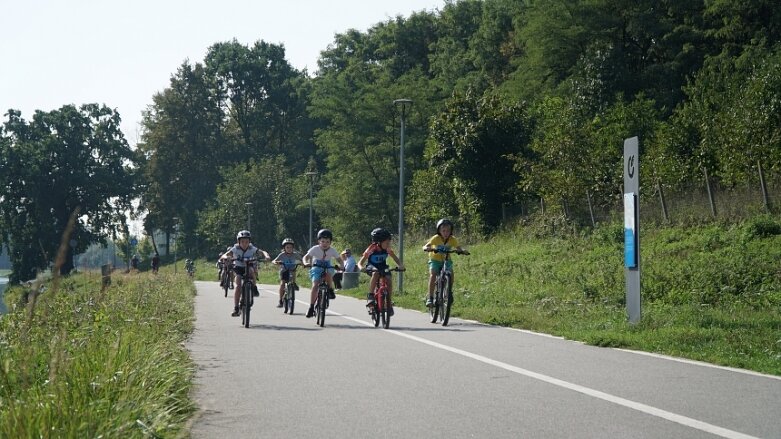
[310,282,318,305]
[386,274,393,296]
[234,275,242,307]
[368,272,379,300]
[428,270,436,297]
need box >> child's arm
[356,254,368,271]
[389,249,405,270]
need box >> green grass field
[339,215,781,376]
[0,272,195,437]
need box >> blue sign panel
[624,193,637,268]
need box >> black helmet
[236,230,251,240]
[370,227,391,243]
[436,219,454,233]
[281,238,295,248]
[317,229,333,240]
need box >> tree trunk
[657,179,669,223]
[586,190,596,227]
[703,166,717,218]
[758,160,770,212]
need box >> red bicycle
[365,266,403,329]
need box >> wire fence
[502,175,779,232]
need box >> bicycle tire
[381,291,391,329]
[317,285,327,327]
[442,273,452,326]
[242,282,252,328]
[222,272,229,297]
[372,302,380,327]
[430,276,442,323]
[286,283,295,314]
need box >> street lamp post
[172,218,179,275]
[305,171,318,247]
[245,202,253,231]
[394,99,412,294]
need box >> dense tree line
[2,0,780,280]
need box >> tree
[0,105,136,282]
[138,61,225,253]
[410,92,533,235]
[204,39,311,163]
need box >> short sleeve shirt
[362,243,394,270]
[230,244,259,267]
[425,235,459,262]
[304,245,340,267]
[273,251,302,271]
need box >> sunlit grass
[341,215,781,376]
[0,272,196,437]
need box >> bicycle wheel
[430,276,441,323]
[441,273,452,326]
[317,285,327,327]
[371,301,380,327]
[381,291,391,329]
[242,282,252,328]
[285,283,295,314]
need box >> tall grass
[0,272,196,438]
[342,214,781,375]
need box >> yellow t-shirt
[426,234,460,262]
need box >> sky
[1,0,444,146]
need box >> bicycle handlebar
[362,266,405,274]
[424,248,470,255]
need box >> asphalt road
[187,281,781,439]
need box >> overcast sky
[1,0,444,145]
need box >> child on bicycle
[423,219,468,307]
[302,229,342,318]
[221,230,270,317]
[357,228,405,315]
[272,238,302,308]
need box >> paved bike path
[187,281,781,439]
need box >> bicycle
[220,260,234,297]
[365,266,403,329]
[425,248,469,326]
[186,261,195,277]
[281,264,301,315]
[306,260,336,327]
[236,256,259,328]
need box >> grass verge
[340,214,781,376]
[0,271,196,438]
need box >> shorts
[279,269,296,282]
[309,266,335,283]
[428,260,453,273]
[233,266,248,278]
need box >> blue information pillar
[623,137,641,324]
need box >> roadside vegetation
[340,214,781,376]
[0,272,195,437]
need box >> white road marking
[329,308,761,439]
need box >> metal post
[305,171,318,248]
[394,99,412,294]
[245,202,252,231]
[172,218,178,275]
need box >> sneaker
[327,288,336,300]
[425,297,433,307]
[277,300,283,308]
[388,306,395,317]
[293,283,299,291]
[306,306,315,318]
[252,285,260,297]
[231,307,240,317]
